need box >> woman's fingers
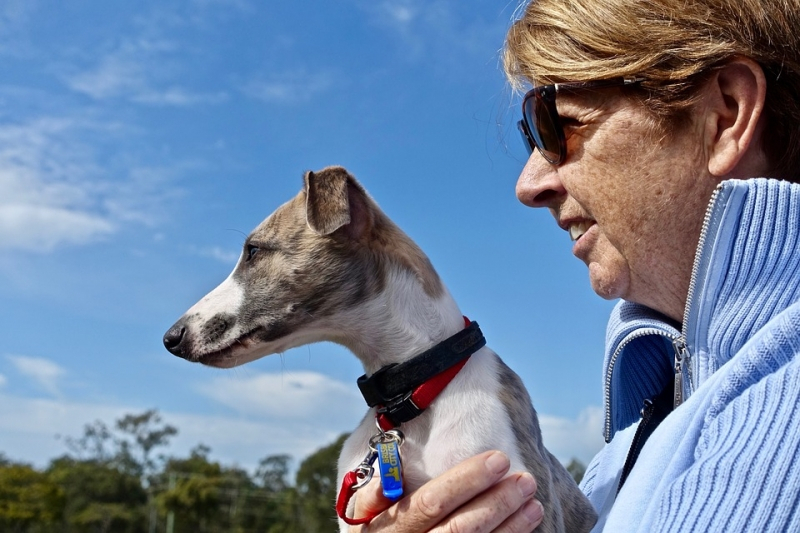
[489,495,545,533]
[427,472,541,533]
[351,451,542,533]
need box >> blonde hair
[504,0,800,179]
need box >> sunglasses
[517,77,644,165]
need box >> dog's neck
[332,268,465,375]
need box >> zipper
[604,183,729,441]
[671,184,723,409]
[672,337,689,408]
[603,327,679,443]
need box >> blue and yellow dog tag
[376,439,403,500]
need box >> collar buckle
[376,390,422,428]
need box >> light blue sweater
[580,178,800,532]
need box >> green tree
[116,409,178,481]
[0,461,64,532]
[47,456,147,533]
[156,445,227,533]
[566,458,586,485]
[61,420,116,463]
[294,433,348,533]
[246,454,296,533]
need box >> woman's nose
[515,154,567,208]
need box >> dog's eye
[245,244,259,262]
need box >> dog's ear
[304,166,373,239]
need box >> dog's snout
[163,323,187,357]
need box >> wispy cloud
[132,87,228,106]
[0,0,36,57]
[65,40,228,107]
[0,388,357,471]
[539,406,604,464]
[241,70,336,105]
[0,385,604,471]
[66,49,148,100]
[0,118,114,251]
[190,0,254,11]
[6,355,66,397]
[353,0,508,65]
[197,371,364,424]
[0,373,6,388]
[188,245,241,264]
[0,117,187,252]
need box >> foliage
[0,463,64,532]
[47,457,148,533]
[116,410,178,480]
[0,411,348,533]
[294,433,348,533]
[0,413,592,533]
[566,458,587,485]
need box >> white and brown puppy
[163,166,596,533]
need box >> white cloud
[6,355,66,397]
[352,0,506,65]
[0,392,354,472]
[197,371,365,424]
[0,118,113,251]
[242,71,336,105]
[539,406,604,465]
[190,0,253,11]
[132,87,228,106]
[63,31,227,108]
[0,381,604,473]
[189,245,241,264]
[0,118,185,252]
[380,1,419,25]
[0,373,6,388]
[198,370,604,465]
[66,53,228,107]
[0,0,36,57]
[66,52,146,100]
[0,394,148,467]
[0,204,115,250]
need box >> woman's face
[516,88,720,321]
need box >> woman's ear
[702,57,768,177]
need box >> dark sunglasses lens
[523,94,562,164]
[517,120,534,155]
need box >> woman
[352,0,800,530]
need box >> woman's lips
[568,220,594,242]
[570,221,598,260]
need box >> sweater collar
[603,178,800,441]
[684,178,800,389]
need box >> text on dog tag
[377,440,403,500]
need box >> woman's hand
[350,450,543,532]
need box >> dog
[163,166,597,532]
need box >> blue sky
[0,0,616,473]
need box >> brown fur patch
[496,360,598,533]
[305,167,352,235]
[304,166,443,299]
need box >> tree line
[0,410,346,533]
[0,410,588,533]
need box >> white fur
[185,265,244,322]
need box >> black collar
[356,320,486,428]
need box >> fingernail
[517,473,536,498]
[484,451,510,475]
[522,499,544,525]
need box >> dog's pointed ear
[304,166,373,239]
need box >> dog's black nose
[163,324,187,357]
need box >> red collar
[357,317,486,430]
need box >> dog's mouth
[194,327,267,368]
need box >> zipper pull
[672,338,689,409]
